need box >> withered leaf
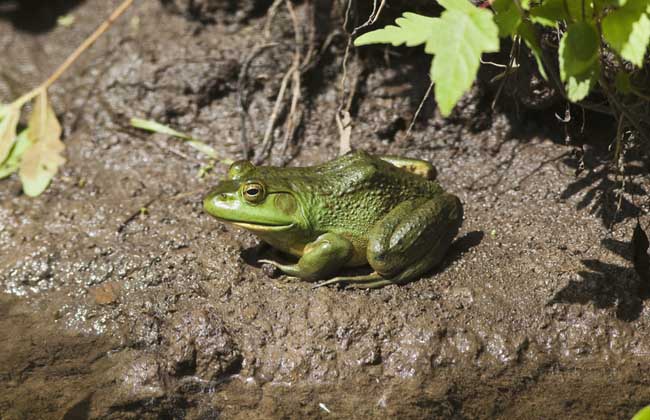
[18,91,66,197]
[0,105,20,163]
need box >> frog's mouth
[230,221,295,232]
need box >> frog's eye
[242,182,265,203]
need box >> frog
[203,150,463,288]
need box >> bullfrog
[203,151,463,288]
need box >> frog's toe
[346,279,395,289]
[312,272,384,289]
[258,258,279,267]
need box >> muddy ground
[1,1,650,419]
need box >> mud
[1,1,650,419]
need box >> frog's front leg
[259,232,353,281]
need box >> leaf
[354,12,442,53]
[438,0,476,13]
[565,62,599,102]
[0,105,20,163]
[566,0,594,22]
[493,0,522,37]
[615,70,632,93]
[430,2,499,116]
[19,91,66,197]
[559,22,599,80]
[353,0,499,116]
[633,405,650,420]
[602,0,650,67]
[130,117,191,140]
[0,129,31,179]
[130,117,219,159]
[530,0,568,27]
[517,21,549,80]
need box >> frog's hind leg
[367,194,463,285]
[379,156,437,180]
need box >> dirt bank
[1,1,649,418]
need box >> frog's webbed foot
[258,233,353,282]
[312,272,394,289]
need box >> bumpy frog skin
[204,151,463,288]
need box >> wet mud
[1,1,649,418]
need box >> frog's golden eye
[242,182,265,203]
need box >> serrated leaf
[130,117,218,159]
[517,21,549,80]
[559,22,599,80]
[19,91,66,197]
[565,62,599,101]
[530,0,568,27]
[0,105,20,163]
[438,0,476,13]
[633,405,650,420]
[431,4,499,116]
[354,12,442,53]
[0,129,31,179]
[602,0,650,67]
[493,0,522,36]
[615,71,632,93]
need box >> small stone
[91,281,122,305]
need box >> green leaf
[431,3,499,116]
[517,21,549,80]
[131,117,191,140]
[559,22,599,80]
[0,105,20,163]
[130,117,219,159]
[493,0,522,36]
[438,0,476,13]
[354,12,442,53]
[595,0,628,8]
[0,129,31,179]
[567,0,594,22]
[19,91,66,197]
[530,0,568,27]
[565,63,599,101]
[602,0,650,67]
[633,406,650,420]
[615,71,632,93]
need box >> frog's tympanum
[204,151,463,288]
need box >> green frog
[204,151,463,288]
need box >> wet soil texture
[1,1,650,419]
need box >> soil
[1,1,650,419]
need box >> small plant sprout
[130,118,232,165]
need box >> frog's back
[305,151,444,236]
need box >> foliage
[0,0,134,197]
[633,405,650,420]
[355,2,499,116]
[0,90,65,196]
[353,0,650,115]
[130,118,226,162]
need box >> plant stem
[13,0,135,109]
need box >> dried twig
[405,80,434,139]
[237,42,279,160]
[337,0,386,153]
